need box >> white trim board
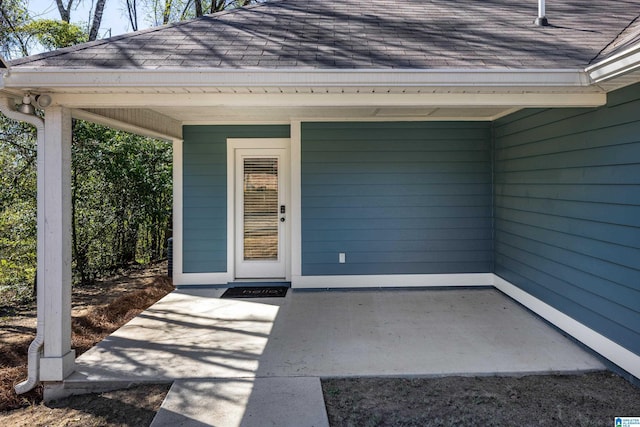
[493,275,640,380]
[171,138,185,287]
[292,273,494,288]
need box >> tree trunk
[194,0,203,17]
[88,0,107,41]
[54,0,73,23]
[163,0,173,24]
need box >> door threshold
[227,280,291,288]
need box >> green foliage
[0,0,30,58]
[0,115,37,302]
[0,113,172,301]
[71,121,172,284]
[19,19,89,51]
[0,201,36,301]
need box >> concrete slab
[68,288,603,384]
[150,377,329,427]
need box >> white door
[234,147,289,279]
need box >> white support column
[39,106,75,381]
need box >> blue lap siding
[494,83,640,356]
[182,125,290,273]
[301,122,493,275]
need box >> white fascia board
[3,68,591,89]
[586,44,640,83]
[48,92,606,109]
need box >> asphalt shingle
[9,0,640,70]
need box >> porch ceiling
[9,85,607,128]
[149,105,518,123]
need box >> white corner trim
[493,274,640,379]
[290,121,302,279]
[171,138,185,285]
[226,141,235,281]
[292,273,494,289]
[587,44,640,83]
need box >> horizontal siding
[182,125,290,273]
[301,121,492,276]
[494,82,640,356]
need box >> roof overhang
[23,61,640,129]
[0,67,607,124]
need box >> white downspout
[0,96,46,394]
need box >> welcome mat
[221,286,288,299]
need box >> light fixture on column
[35,94,52,108]
[15,93,52,114]
[17,94,35,115]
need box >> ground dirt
[2,264,640,427]
[322,372,640,427]
[0,261,174,425]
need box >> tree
[88,0,107,41]
[135,0,259,27]
[53,0,106,41]
[1,0,174,299]
[125,0,139,31]
[0,114,37,301]
[54,0,74,23]
[71,122,172,283]
[19,19,88,51]
[0,0,30,58]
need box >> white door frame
[227,138,291,281]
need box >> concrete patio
[65,288,604,426]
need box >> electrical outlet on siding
[339,253,346,264]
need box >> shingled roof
[10,0,640,70]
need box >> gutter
[0,96,45,394]
[1,68,592,89]
[586,43,640,83]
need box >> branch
[0,4,30,56]
[54,0,70,22]
[180,0,193,21]
[126,0,138,31]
